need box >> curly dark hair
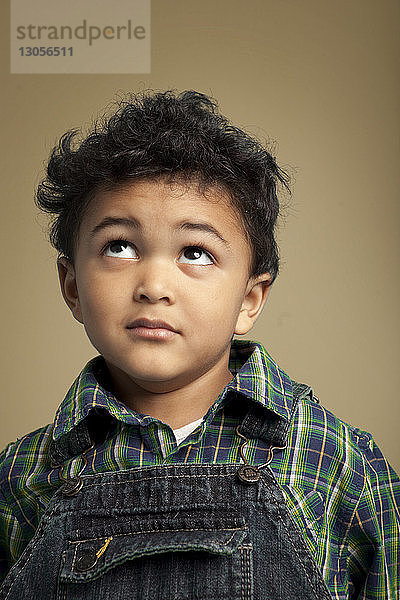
[36,89,290,284]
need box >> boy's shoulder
[289,380,392,490]
[0,423,53,486]
[296,383,373,445]
[292,381,375,455]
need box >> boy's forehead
[82,178,245,236]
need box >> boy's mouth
[127,317,178,333]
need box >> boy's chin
[104,357,188,389]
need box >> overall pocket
[58,513,253,600]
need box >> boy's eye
[103,241,213,265]
[178,246,214,266]
[104,241,137,259]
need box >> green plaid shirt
[1,339,399,598]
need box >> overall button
[237,464,260,484]
[62,477,84,496]
[75,550,98,572]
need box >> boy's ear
[234,272,273,336]
[57,257,83,324]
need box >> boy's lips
[126,318,178,333]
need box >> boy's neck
[105,360,234,430]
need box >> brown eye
[184,248,202,260]
[179,246,213,265]
[105,241,137,259]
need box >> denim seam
[56,554,67,600]
[239,544,252,600]
[53,504,239,518]
[1,515,55,600]
[71,543,79,574]
[258,474,284,509]
[276,511,324,597]
[78,462,241,480]
[69,526,248,544]
[261,473,328,595]
[83,471,238,488]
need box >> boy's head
[36,90,290,399]
[36,89,289,284]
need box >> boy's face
[58,178,272,397]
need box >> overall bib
[0,383,334,600]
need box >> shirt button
[75,550,98,572]
[237,464,260,484]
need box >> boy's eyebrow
[90,216,231,248]
[179,221,231,248]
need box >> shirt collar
[52,339,294,442]
[223,339,294,423]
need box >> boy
[0,90,398,599]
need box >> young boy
[0,90,398,599]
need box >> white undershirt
[173,417,204,446]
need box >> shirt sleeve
[0,443,30,587]
[0,487,19,585]
[346,436,400,599]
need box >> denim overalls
[0,382,333,599]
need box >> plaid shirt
[0,339,399,598]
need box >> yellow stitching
[96,536,112,559]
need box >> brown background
[1,0,399,472]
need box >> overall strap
[49,407,114,468]
[237,379,318,447]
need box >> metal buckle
[55,442,96,497]
[235,425,286,485]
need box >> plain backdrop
[1,0,399,473]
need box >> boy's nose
[132,260,176,304]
